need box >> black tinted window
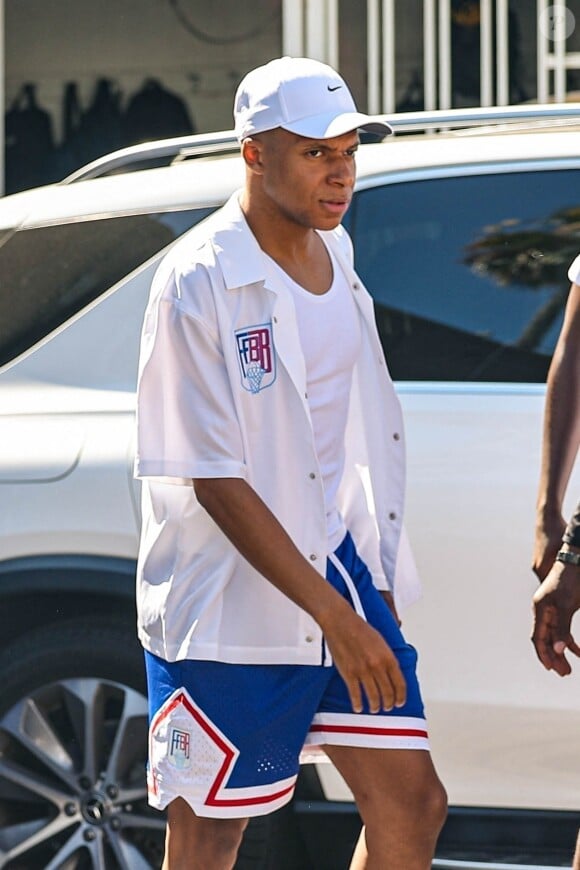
[347,169,580,382]
[0,207,214,366]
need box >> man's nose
[328,157,355,186]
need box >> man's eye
[307,149,323,157]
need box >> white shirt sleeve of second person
[134,264,246,484]
[568,253,580,285]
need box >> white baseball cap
[234,56,393,142]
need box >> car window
[347,169,580,382]
[0,207,214,367]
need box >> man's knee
[419,775,448,832]
[359,764,447,834]
[194,816,248,853]
[400,772,447,830]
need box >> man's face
[250,127,358,231]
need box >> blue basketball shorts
[144,532,429,818]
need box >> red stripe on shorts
[309,724,429,738]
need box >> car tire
[0,616,271,869]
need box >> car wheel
[0,617,271,869]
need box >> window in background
[347,168,580,382]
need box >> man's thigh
[324,744,442,811]
[323,744,446,867]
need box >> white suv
[0,107,579,869]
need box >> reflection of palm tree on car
[463,206,580,350]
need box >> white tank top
[266,243,361,551]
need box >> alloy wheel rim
[0,677,164,869]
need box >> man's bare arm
[533,283,580,580]
[193,476,406,713]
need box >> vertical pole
[306,0,326,61]
[554,0,567,102]
[438,0,452,109]
[382,0,395,112]
[496,0,510,104]
[282,0,304,56]
[367,0,381,113]
[327,0,339,69]
[480,0,493,106]
[537,0,549,103]
[423,0,437,110]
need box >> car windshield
[0,207,213,368]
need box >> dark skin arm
[532,543,580,676]
[533,283,580,580]
[193,476,406,713]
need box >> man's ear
[242,137,264,174]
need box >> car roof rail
[62,103,580,183]
[62,130,240,183]
[386,102,580,133]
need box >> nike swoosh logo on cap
[327,85,342,92]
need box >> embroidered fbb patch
[168,727,192,769]
[235,322,276,393]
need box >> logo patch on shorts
[168,727,191,769]
[235,322,276,393]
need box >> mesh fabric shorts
[144,532,429,818]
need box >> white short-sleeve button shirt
[134,193,421,665]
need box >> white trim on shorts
[148,688,297,818]
[328,551,367,619]
[305,712,430,751]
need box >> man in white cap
[135,56,447,869]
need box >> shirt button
[309,472,316,479]
[352,282,360,290]
[393,432,400,441]
[273,316,278,323]
[305,635,314,643]
[309,554,317,561]
[388,512,397,521]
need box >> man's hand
[532,559,580,676]
[321,603,406,714]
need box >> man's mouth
[320,199,350,213]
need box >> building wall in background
[4,0,282,192]
[4,0,580,194]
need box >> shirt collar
[211,192,268,290]
[211,191,357,291]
